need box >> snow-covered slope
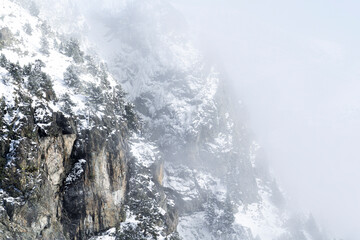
[0,1,148,239]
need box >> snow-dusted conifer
[62,38,84,63]
[23,23,32,35]
[60,93,75,115]
[0,54,8,69]
[87,83,104,111]
[40,36,50,56]
[205,195,217,228]
[63,65,80,88]
[124,103,139,130]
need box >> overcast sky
[171,1,360,239]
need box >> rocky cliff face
[0,1,329,240]
[0,110,131,240]
[61,117,129,239]
[0,1,135,239]
[0,126,76,240]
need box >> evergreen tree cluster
[59,93,75,115]
[56,38,139,128]
[117,158,166,239]
[0,54,56,101]
[84,55,98,76]
[0,55,56,142]
[57,39,140,131]
[225,150,259,205]
[63,65,80,89]
[26,60,56,100]
[86,82,105,112]
[1,29,140,133]
[205,194,235,239]
[124,103,139,131]
[60,38,84,63]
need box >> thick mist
[170,0,360,239]
[32,0,359,238]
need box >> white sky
[171,1,360,239]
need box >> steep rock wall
[62,119,129,239]
[0,107,130,240]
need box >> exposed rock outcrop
[61,118,129,239]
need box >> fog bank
[171,1,360,239]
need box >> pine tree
[53,39,59,50]
[124,103,139,131]
[85,55,98,76]
[0,54,8,68]
[27,61,42,96]
[23,23,32,35]
[119,159,165,240]
[118,224,147,240]
[40,22,51,36]
[63,65,80,88]
[27,60,55,100]
[100,74,110,90]
[39,72,56,100]
[34,59,46,71]
[205,195,217,228]
[62,38,84,63]
[205,194,235,238]
[23,63,32,76]
[113,85,126,115]
[8,62,23,84]
[27,71,40,95]
[87,83,104,111]
[98,63,110,88]
[40,36,50,56]
[0,97,6,130]
[60,93,75,115]
[219,194,235,235]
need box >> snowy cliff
[0,0,328,239]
